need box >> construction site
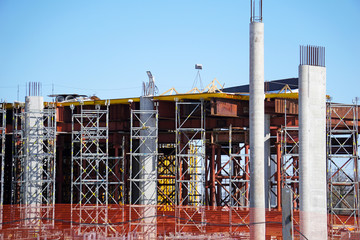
[0,1,359,240]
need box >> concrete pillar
[249,21,266,239]
[139,96,157,205]
[264,114,271,210]
[299,65,327,240]
[139,96,157,239]
[24,96,44,205]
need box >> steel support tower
[280,125,300,210]
[327,102,359,238]
[157,143,176,210]
[71,103,124,237]
[175,100,206,233]
[11,101,56,227]
[0,103,6,230]
[129,108,158,238]
[11,105,24,206]
[229,125,250,232]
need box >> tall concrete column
[299,46,327,240]
[264,114,271,210]
[24,96,44,205]
[249,20,265,240]
[139,96,157,239]
[139,96,157,205]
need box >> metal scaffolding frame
[280,126,299,210]
[71,103,124,237]
[11,103,56,227]
[11,106,24,205]
[0,103,5,231]
[129,108,158,238]
[175,100,206,233]
[158,143,176,210]
[228,125,250,232]
[327,102,359,238]
[0,103,6,206]
[268,146,279,210]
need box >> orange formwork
[0,204,358,239]
[0,204,283,239]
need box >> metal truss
[327,102,359,238]
[11,104,56,227]
[158,143,176,210]
[280,126,300,210]
[175,101,206,233]
[229,125,250,232]
[71,103,124,237]
[129,108,158,238]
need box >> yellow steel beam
[5,92,332,109]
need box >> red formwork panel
[0,204,356,239]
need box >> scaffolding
[280,126,299,210]
[158,143,176,210]
[327,102,359,238]
[268,138,280,210]
[0,103,5,231]
[11,102,56,227]
[71,103,124,237]
[12,105,24,205]
[129,108,158,238]
[228,125,250,232]
[0,103,5,206]
[175,101,206,233]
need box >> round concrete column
[249,21,265,240]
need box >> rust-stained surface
[274,98,298,115]
[210,98,247,117]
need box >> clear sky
[0,0,359,104]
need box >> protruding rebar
[27,82,42,96]
[300,45,325,67]
[250,0,263,22]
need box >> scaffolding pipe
[0,104,5,207]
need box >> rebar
[250,0,262,23]
[300,45,325,67]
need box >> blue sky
[0,0,359,104]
